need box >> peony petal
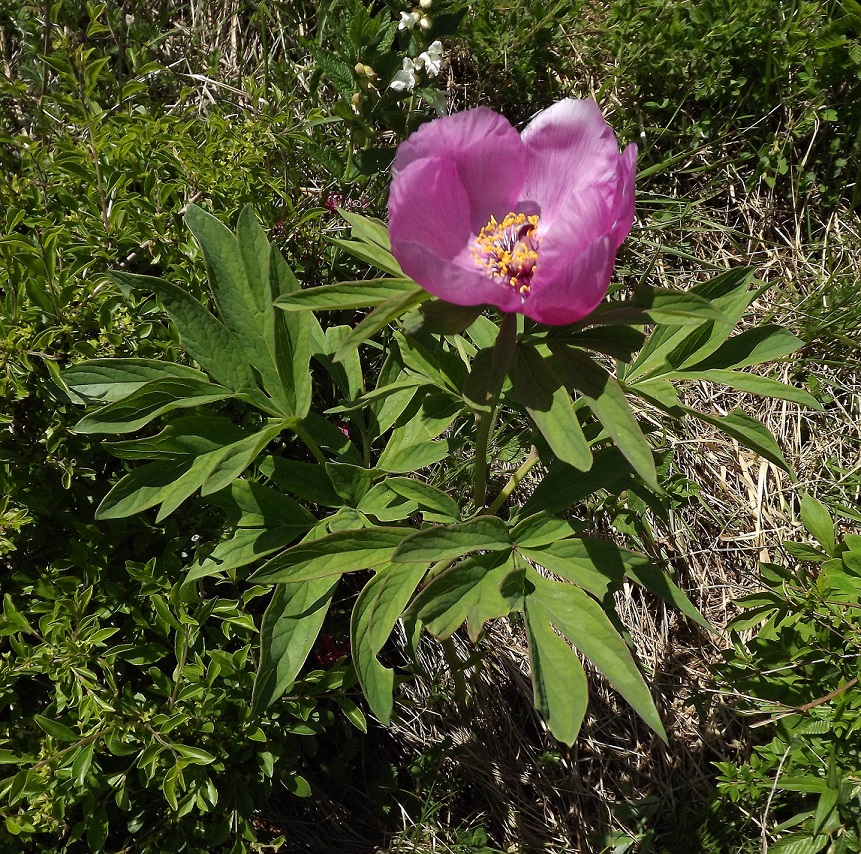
[520,100,621,225]
[393,108,526,233]
[389,157,473,262]
[524,232,615,326]
[535,184,612,263]
[612,143,637,248]
[393,242,526,313]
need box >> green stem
[293,422,327,465]
[471,312,518,510]
[472,410,493,510]
[487,445,539,515]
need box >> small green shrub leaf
[800,495,836,556]
[34,716,78,742]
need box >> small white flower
[418,40,443,77]
[390,58,417,92]
[419,0,432,8]
[418,15,431,30]
[398,11,420,30]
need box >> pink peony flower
[387,100,637,326]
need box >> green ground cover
[1,0,860,851]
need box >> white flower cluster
[390,0,442,93]
[390,40,444,92]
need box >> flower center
[471,212,540,295]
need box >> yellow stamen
[470,212,540,294]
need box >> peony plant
[63,99,817,748]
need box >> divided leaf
[252,577,339,713]
[528,573,667,740]
[524,598,588,746]
[514,345,592,471]
[351,563,428,724]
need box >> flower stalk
[472,312,518,509]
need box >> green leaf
[801,494,835,556]
[514,345,592,471]
[252,576,338,713]
[683,325,805,372]
[356,483,418,522]
[74,377,234,434]
[184,524,310,585]
[275,279,419,311]
[327,378,429,415]
[186,205,290,406]
[72,742,94,787]
[34,715,78,742]
[782,540,828,562]
[271,247,314,418]
[376,437,452,473]
[768,834,829,854]
[1,594,34,636]
[319,324,365,399]
[528,573,666,740]
[392,516,511,564]
[628,267,757,381]
[259,456,342,507]
[63,359,209,404]
[386,478,461,520]
[105,415,248,459]
[351,562,428,724]
[524,598,588,746]
[335,698,368,733]
[593,286,731,325]
[332,288,428,362]
[325,462,374,506]
[329,237,405,278]
[520,537,644,598]
[87,806,109,852]
[409,551,517,640]
[200,420,287,496]
[249,527,411,583]
[685,407,792,473]
[339,209,392,251]
[173,745,216,765]
[624,563,711,630]
[668,369,822,409]
[400,300,485,336]
[560,326,647,362]
[285,774,312,798]
[461,320,516,413]
[95,460,191,520]
[109,272,257,393]
[626,378,683,415]
[518,448,633,518]
[510,512,580,549]
[551,345,658,490]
